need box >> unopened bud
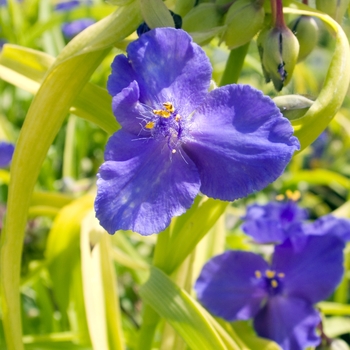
[289,16,318,62]
[316,0,350,23]
[260,26,300,91]
[222,0,265,49]
[182,3,222,34]
[273,95,313,120]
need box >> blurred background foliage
[1,0,350,349]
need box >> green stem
[219,42,250,86]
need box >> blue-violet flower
[242,199,308,244]
[95,28,300,235]
[0,141,14,168]
[61,18,95,39]
[195,234,344,350]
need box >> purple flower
[61,18,95,39]
[95,28,300,235]
[303,214,350,242]
[55,0,91,11]
[242,200,308,244]
[0,141,14,168]
[195,234,344,350]
[0,39,7,50]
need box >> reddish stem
[302,0,308,4]
[271,0,286,29]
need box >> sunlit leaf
[140,267,236,350]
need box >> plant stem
[271,0,286,29]
[220,42,250,86]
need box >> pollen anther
[153,109,171,118]
[277,272,285,278]
[275,194,285,201]
[172,149,177,154]
[163,102,175,113]
[255,270,262,278]
[271,279,278,288]
[145,121,155,129]
[265,270,276,278]
[175,114,181,122]
[286,189,301,201]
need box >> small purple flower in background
[304,130,328,169]
[61,18,95,39]
[55,0,95,39]
[0,39,7,51]
[242,192,308,244]
[95,28,300,235]
[195,232,345,350]
[0,141,14,168]
[55,0,79,11]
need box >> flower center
[143,101,184,154]
[255,269,285,295]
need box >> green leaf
[81,212,124,350]
[139,0,175,29]
[80,213,110,350]
[139,267,231,350]
[0,45,118,134]
[163,198,228,274]
[45,195,93,321]
[285,2,350,151]
[281,169,350,190]
[0,4,141,349]
[231,321,281,350]
[318,301,350,315]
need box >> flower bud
[182,3,222,34]
[260,26,300,91]
[316,0,350,23]
[288,16,318,62]
[273,95,313,120]
[222,0,264,49]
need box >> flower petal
[254,296,321,350]
[0,141,14,168]
[195,251,268,321]
[107,54,137,97]
[95,130,200,235]
[62,18,95,39]
[183,84,300,200]
[303,214,350,242]
[126,28,212,115]
[111,80,152,135]
[242,201,308,244]
[272,235,344,303]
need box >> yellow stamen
[271,280,278,288]
[255,271,262,278]
[163,102,175,113]
[175,114,181,122]
[153,109,171,118]
[286,189,301,201]
[265,270,276,278]
[277,272,285,278]
[275,194,285,201]
[145,121,155,129]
